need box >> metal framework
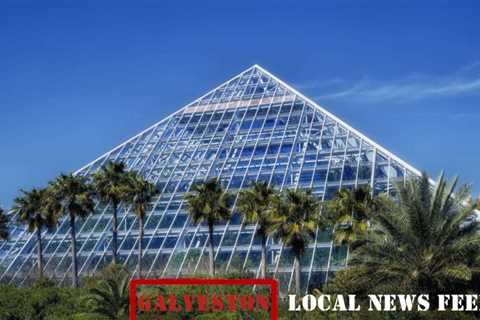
[0,65,420,293]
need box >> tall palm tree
[12,188,55,279]
[0,207,9,241]
[269,189,321,296]
[126,171,158,278]
[345,172,480,295]
[184,178,232,277]
[237,181,277,279]
[93,161,131,265]
[48,174,95,288]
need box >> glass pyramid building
[0,65,423,292]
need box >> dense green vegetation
[326,173,480,294]
[320,172,480,319]
[0,270,476,320]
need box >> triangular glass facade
[0,65,421,293]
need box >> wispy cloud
[295,77,344,90]
[303,62,480,102]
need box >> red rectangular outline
[130,278,278,320]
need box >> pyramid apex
[248,63,265,71]
[250,64,272,76]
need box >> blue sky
[1,1,479,207]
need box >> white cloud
[295,77,344,90]
[306,62,480,102]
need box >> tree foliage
[12,188,56,233]
[93,161,132,265]
[329,173,480,296]
[269,188,321,295]
[185,178,232,277]
[12,188,56,279]
[48,174,95,288]
[82,265,130,320]
[325,186,377,245]
[125,171,158,278]
[0,207,9,241]
[237,181,277,278]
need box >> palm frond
[185,178,232,228]
[269,188,320,257]
[0,208,9,240]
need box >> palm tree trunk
[345,244,350,267]
[346,208,353,267]
[36,227,43,279]
[261,234,267,279]
[112,201,118,265]
[138,216,144,278]
[70,214,79,288]
[208,224,215,277]
[294,255,301,296]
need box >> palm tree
[126,171,158,278]
[0,207,9,241]
[93,161,131,265]
[184,178,232,277]
[237,181,277,279]
[48,174,95,288]
[83,264,130,320]
[345,172,480,295]
[326,186,374,245]
[11,188,55,279]
[269,189,321,296]
[324,186,380,270]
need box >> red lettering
[154,295,167,312]
[183,295,194,312]
[211,295,224,312]
[197,294,208,312]
[136,295,151,312]
[137,292,271,315]
[226,294,237,312]
[239,295,255,311]
[168,295,179,312]
[256,295,270,311]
